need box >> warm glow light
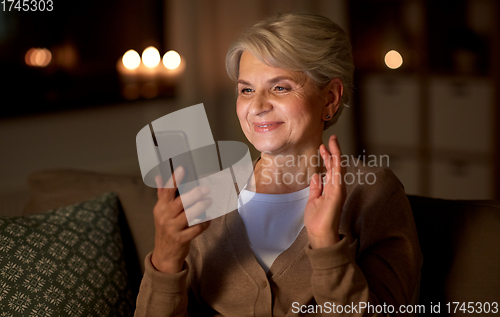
[36,49,47,66]
[122,50,141,70]
[163,50,181,70]
[25,48,52,67]
[142,46,160,68]
[54,44,78,69]
[40,48,51,67]
[25,48,36,66]
[384,50,403,69]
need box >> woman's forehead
[238,51,307,85]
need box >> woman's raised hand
[151,166,212,273]
[304,135,346,249]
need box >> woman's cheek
[236,99,250,132]
[235,98,245,118]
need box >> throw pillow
[0,192,134,316]
[23,169,157,275]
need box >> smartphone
[153,130,199,197]
[153,130,224,224]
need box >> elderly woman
[135,12,421,316]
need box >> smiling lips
[253,121,283,132]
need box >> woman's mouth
[253,122,283,132]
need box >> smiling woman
[135,12,422,317]
[236,51,331,157]
[227,12,354,129]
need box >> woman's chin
[251,141,285,155]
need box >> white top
[237,187,309,273]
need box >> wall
[0,99,184,215]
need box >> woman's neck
[249,145,326,194]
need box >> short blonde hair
[226,12,354,129]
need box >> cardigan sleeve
[305,179,422,317]
[134,252,189,317]
[134,253,217,317]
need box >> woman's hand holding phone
[151,166,212,274]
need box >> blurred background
[0,0,499,214]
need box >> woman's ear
[323,78,343,120]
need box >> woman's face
[236,51,328,156]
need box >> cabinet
[350,0,498,199]
[429,77,494,199]
[362,74,421,195]
[362,74,494,198]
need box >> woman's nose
[249,92,273,116]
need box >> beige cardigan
[134,166,422,316]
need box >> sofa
[0,169,157,316]
[408,195,500,314]
[0,168,499,316]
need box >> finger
[328,135,343,186]
[166,198,212,228]
[178,221,211,243]
[177,185,210,208]
[308,173,323,201]
[160,166,185,200]
[320,144,332,171]
[169,165,185,188]
[175,197,212,225]
[155,175,163,198]
[320,145,334,186]
[328,135,342,161]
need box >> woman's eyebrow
[237,76,296,86]
[237,79,251,85]
[267,76,296,85]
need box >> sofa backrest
[23,169,158,296]
[408,195,500,309]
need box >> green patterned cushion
[0,192,134,316]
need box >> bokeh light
[25,48,52,67]
[162,50,181,70]
[384,50,403,69]
[142,46,160,68]
[122,49,141,70]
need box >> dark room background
[0,0,499,216]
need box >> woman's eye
[274,86,288,92]
[240,88,253,94]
